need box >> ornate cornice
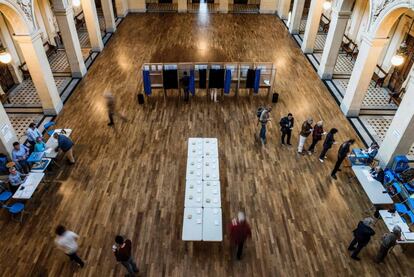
[15,0,35,28]
[371,0,398,23]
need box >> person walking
[348,217,376,261]
[297,117,313,154]
[54,225,85,268]
[228,211,252,260]
[319,128,338,163]
[53,132,75,164]
[113,235,139,276]
[258,107,272,145]
[331,139,355,179]
[104,91,127,126]
[375,225,402,263]
[307,121,325,154]
[180,71,190,102]
[279,113,294,145]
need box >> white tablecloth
[184,180,203,208]
[182,207,203,241]
[45,129,73,158]
[12,172,45,199]
[203,208,223,241]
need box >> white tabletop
[182,207,203,241]
[187,157,203,176]
[45,129,72,158]
[12,172,45,199]
[184,180,203,208]
[203,138,218,157]
[203,208,223,241]
[203,157,220,181]
[352,166,393,205]
[188,138,204,157]
[379,210,414,243]
[203,181,221,208]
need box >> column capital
[360,33,389,47]
[54,6,74,16]
[331,7,352,19]
[13,30,43,44]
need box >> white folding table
[188,138,203,157]
[379,210,414,244]
[203,180,221,208]
[184,180,203,208]
[352,166,393,205]
[45,129,73,159]
[182,207,203,241]
[203,138,218,158]
[203,157,219,181]
[12,172,45,199]
[203,208,223,241]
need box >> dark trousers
[281,130,291,144]
[120,256,139,276]
[319,146,331,160]
[183,89,189,101]
[308,138,320,152]
[375,245,390,263]
[17,160,30,174]
[260,125,266,142]
[108,112,114,125]
[348,238,367,258]
[331,156,346,176]
[236,241,244,260]
[66,252,84,267]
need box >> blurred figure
[113,235,139,276]
[104,91,127,127]
[180,71,190,102]
[279,113,294,146]
[375,225,401,263]
[308,121,325,154]
[348,217,375,261]
[319,128,338,163]
[297,117,313,154]
[229,211,252,260]
[54,225,85,268]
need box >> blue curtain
[254,69,261,94]
[224,69,232,94]
[189,69,195,95]
[143,70,152,96]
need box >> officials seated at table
[370,166,385,184]
[8,167,28,193]
[34,137,46,153]
[12,142,30,174]
[349,142,379,166]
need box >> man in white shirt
[26,123,42,149]
[54,225,85,268]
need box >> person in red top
[112,235,139,276]
[308,121,326,155]
[228,211,252,260]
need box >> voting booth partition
[141,62,276,100]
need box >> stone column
[301,0,323,53]
[278,0,291,20]
[0,14,23,83]
[260,0,277,14]
[377,75,414,167]
[101,0,117,32]
[39,0,58,45]
[13,31,63,115]
[82,0,104,52]
[54,3,87,77]
[115,0,129,17]
[219,0,229,13]
[178,0,187,12]
[288,0,305,34]
[317,9,351,79]
[0,104,18,158]
[340,35,388,117]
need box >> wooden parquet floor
[1,14,413,277]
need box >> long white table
[203,180,221,208]
[45,129,72,158]
[352,166,393,205]
[203,208,223,241]
[188,138,203,157]
[203,138,218,157]
[203,157,219,181]
[182,207,203,241]
[12,172,45,199]
[379,210,414,244]
[184,180,203,208]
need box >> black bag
[272,92,279,103]
[137,93,144,104]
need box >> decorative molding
[371,0,398,23]
[15,0,35,28]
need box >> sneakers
[331,174,337,180]
[319,159,324,163]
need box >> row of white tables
[183,138,222,241]
[379,210,414,244]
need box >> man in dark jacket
[331,139,355,179]
[113,235,139,276]
[348,217,376,261]
[279,113,294,145]
[53,132,75,164]
[319,128,338,162]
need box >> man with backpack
[257,107,272,145]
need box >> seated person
[11,142,30,173]
[349,142,379,165]
[370,166,385,184]
[8,166,28,193]
[34,137,46,153]
[362,142,379,163]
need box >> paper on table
[45,148,53,154]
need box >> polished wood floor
[1,13,413,276]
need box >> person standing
[104,91,127,127]
[348,217,376,261]
[319,128,338,163]
[297,117,313,154]
[375,225,402,263]
[210,88,218,103]
[54,225,85,268]
[26,123,42,149]
[53,132,75,164]
[308,121,325,154]
[258,107,272,145]
[331,139,355,179]
[113,235,139,276]
[11,142,30,173]
[180,71,190,102]
[279,113,294,145]
[228,211,252,260]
